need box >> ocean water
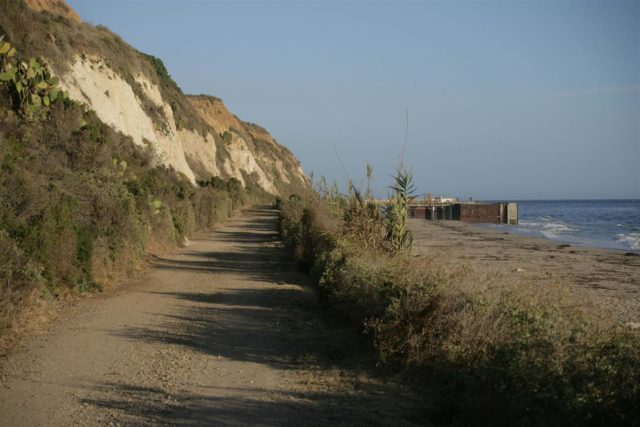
[490,200,640,252]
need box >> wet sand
[409,219,640,322]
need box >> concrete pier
[409,202,518,224]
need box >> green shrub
[141,52,179,91]
[220,130,233,144]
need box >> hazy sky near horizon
[67,0,639,200]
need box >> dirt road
[0,207,427,426]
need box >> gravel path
[0,207,428,426]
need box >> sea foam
[615,232,640,250]
[519,218,577,239]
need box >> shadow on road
[149,209,297,285]
[114,287,325,369]
[81,380,427,426]
[86,208,430,425]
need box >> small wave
[519,221,543,227]
[615,232,640,250]
[518,218,578,239]
[540,221,577,239]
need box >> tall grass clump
[277,167,640,426]
[343,188,385,252]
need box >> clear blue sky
[67,0,639,200]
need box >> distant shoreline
[488,199,640,252]
[476,222,640,253]
[488,198,640,202]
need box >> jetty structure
[408,195,518,225]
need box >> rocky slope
[188,95,306,194]
[0,0,306,195]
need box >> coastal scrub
[277,188,640,426]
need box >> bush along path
[276,189,640,427]
[0,207,430,427]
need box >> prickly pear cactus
[0,35,69,118]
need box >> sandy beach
[409,219,640,322]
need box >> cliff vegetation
[0,0,306,349]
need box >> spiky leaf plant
[384,166,416,252]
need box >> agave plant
[384,166,416,252]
